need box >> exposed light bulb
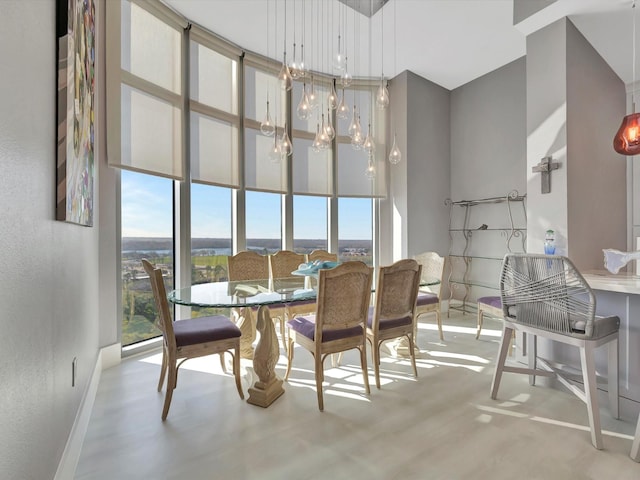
[363,124,375,153]
[365,157,376,179]
[296,86,310,120]
[268,135,281,163]
[388,132,402,164]
[376,78,389,109]
[280,124,293,156]
[324,110,335,140]
[334,35,346,71]
[348,105,358,137]
[308,77,318,110]
[337,89,350,120]
[327,82,338,110]
[260,100,275,137]
[340,57,352,87]
[312,124,322,153]
[278,59,293,91]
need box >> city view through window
[122,170,374,346]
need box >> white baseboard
[55,343,121,480]
[101,342,122,370]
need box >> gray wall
[383,71,450,265]
[526,18,626,268]
[449,57,527,301]
[450,57,527,200]
[0,1,103,478]
[566,20,627,268]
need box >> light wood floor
[75,313,640,479]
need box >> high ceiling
[164,0,636,90]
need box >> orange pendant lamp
[614,113,640,155]
[614,1,640,155]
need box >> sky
[121,170,372,240]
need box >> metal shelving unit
[446,190,527,315]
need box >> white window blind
[106,0,186,180]
[244,61,287,193]
[189,28,240,188]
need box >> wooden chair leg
[476,307,484,339]
[315,354,324,411]
[490,325,513,399]
[161,363,177,421]
[219,352,228,373]
[373,338,381,389]
[631,410,640,461]
[580,343,603,449]
[157,347,168,392]
[232,347,244,400]
[360,344,370,395]
[284,335,294,381]
[436,308,444,341]
[608,337,619,419]
[409,334,418,378]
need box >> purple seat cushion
[416,292,438,306]
[478,296,502,309]
[287,315,363,342]
[173,316,241,347]
[367,306,412,330]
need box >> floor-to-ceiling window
[121,170,172,345]
[293,195,328,254]
[109,0,384,347]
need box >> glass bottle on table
[544,229,556,255]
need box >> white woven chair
[491,253,619,450]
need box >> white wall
[0,1,102,478]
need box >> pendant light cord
[633,0,637,111]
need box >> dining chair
[491,253,619,449]
[413,251,446,342]
[367,259,422,388]
[227,250,269,282]
[307,249,338,263]
[269,250,311,350]
[284,261,373,411]
[141,259,244,420]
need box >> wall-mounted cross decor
[532,156,560,194]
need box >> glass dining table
[169,277,315,408]
[168,274,440,408]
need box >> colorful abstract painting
[56,0,95,226]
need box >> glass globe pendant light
[365,155,376,179]
[296,82,310,120]
[376,78,389,109]
[268,130,282,163]
[278,0,292,91]
[388,132,402,164]
[312,124,322,153]
[327,81,339,111]
[308,76,318,110]
[340,58,353,88]
[324,108,335,140]
[347,104,358,137]
[280,122,293,157]
[260,98,276,136]
[363,123,375,154]
[318,114,331,149]
[337,88,350,120]
[351,116,364,150]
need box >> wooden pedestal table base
[233,307,256,359]
[247,305,284,407]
